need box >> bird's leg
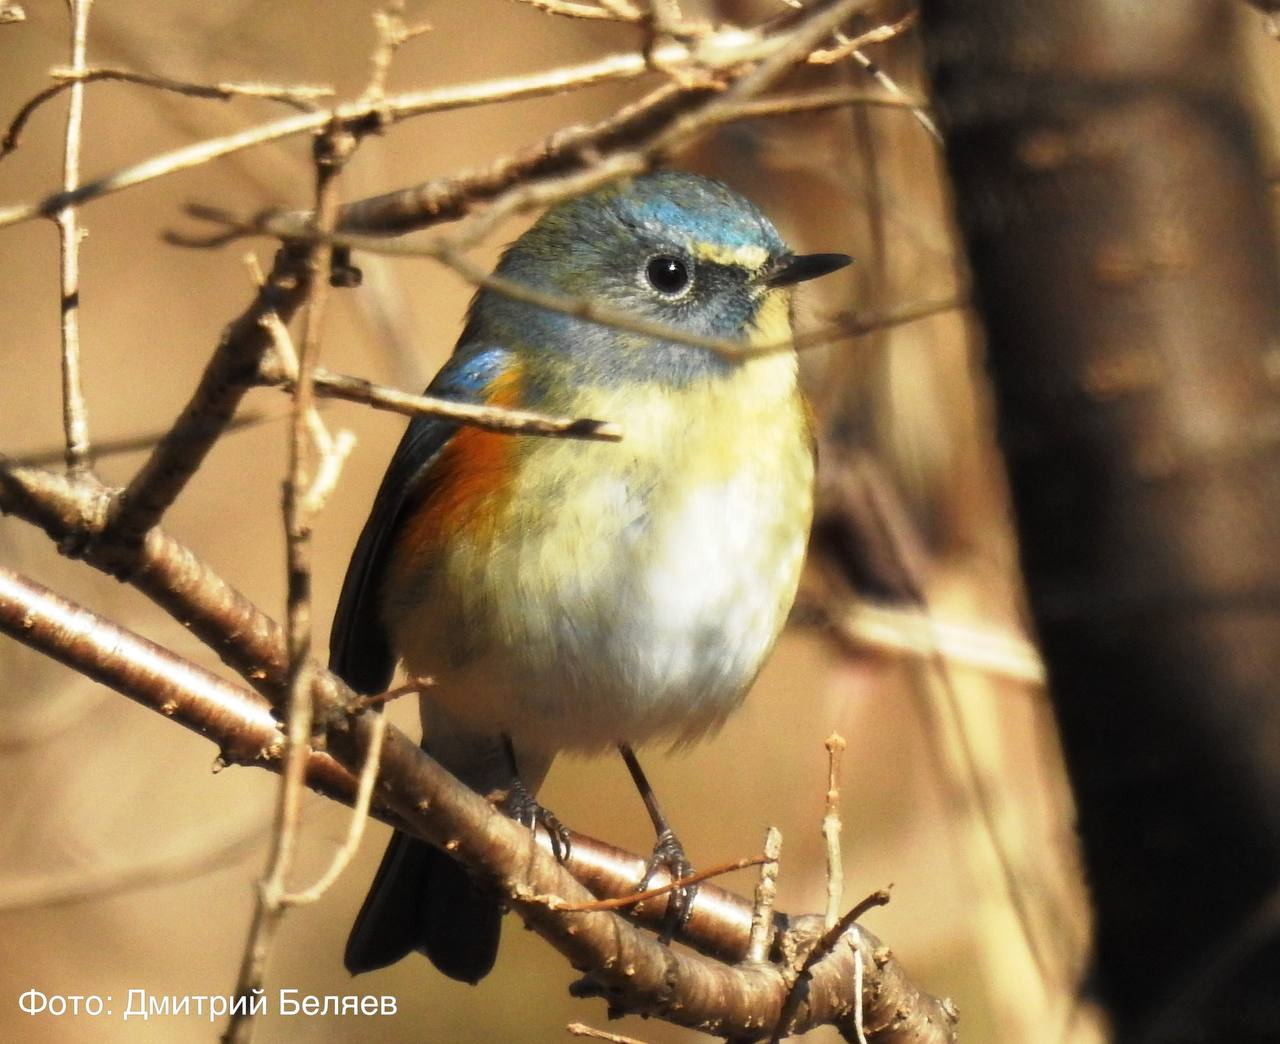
[500,734,571,862]
[618,742,695,943]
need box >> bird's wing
[327,346,516,694]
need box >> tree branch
[54,0,94,474]
[0,0,880,231]
[105,245,313,548]
[0,460,957,1041]
[0,565,357,801]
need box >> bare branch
[823,733,847,928]
[770,888,893,1043]
[105,246,313,547]
[1,67,331,161]
[806,11,941,142]
[539,854,768,912]
[808,11,920,63]
[0,0,878,229]
[8,410,282,468]
[280,713,388,907]
[257,359,623,441]
[746,826,783,963]
[224,123,354,1044]
[330,80,716,235]
[510,0,642,21]
[0,455,354,719]
[566,1024,651,1044]
[196,208,915,361]
[0,462,957,1040]
[55,0,93,474]
[330,711,955,1040]
[0,565,358,801]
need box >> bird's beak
[763,252,853,288]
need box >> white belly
[390,355,814,754]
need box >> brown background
[6,2,1273,1040]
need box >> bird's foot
[502,776,571,863]
[638,827,696,944]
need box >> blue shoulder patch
[428,345,513,401]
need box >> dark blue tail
[344,830,502,984]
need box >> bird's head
[463,170,851,386]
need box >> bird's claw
[638,827,696,943]
[502,776,572,863]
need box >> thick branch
[106,246,312,547]
[0,458,956,1041]
[0,565,356,800]
[0,455,350,716]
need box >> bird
[331,169,851,985]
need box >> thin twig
[835,19,942,144]
[1,67,330,160]
[223,123,354,1044]
[8,410,281,468]
[853,944,869,1044]
[746,826,783,963]
[192,207,908,361]
[0,1,875,230]
[770,888,893,1043]
[250,261,358,516]
[808,889,893,976]
[827,601,1046,685]
[513,0,641,20]
[541,854,767,912]
[346,677,432,713]
[280,712,387,906]
[363,2,433,105]
[566,1023,651,1043]
[808,10,918,63]
[55,0,93,475]
[257,358,624,441]
[823,733,847,929]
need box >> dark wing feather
[327,346,513,694]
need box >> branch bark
[0,456,956,1041]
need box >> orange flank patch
[391,364,523,569]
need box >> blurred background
[3,2,1277,1041]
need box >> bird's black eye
[644,255,690,296]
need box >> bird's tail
[344,828,503,984]
[344,720,553,984]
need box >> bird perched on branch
[332,170,850,984]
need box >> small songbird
[333,170,850,984]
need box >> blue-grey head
[461,171,851,384]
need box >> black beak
[764,252,853,288]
